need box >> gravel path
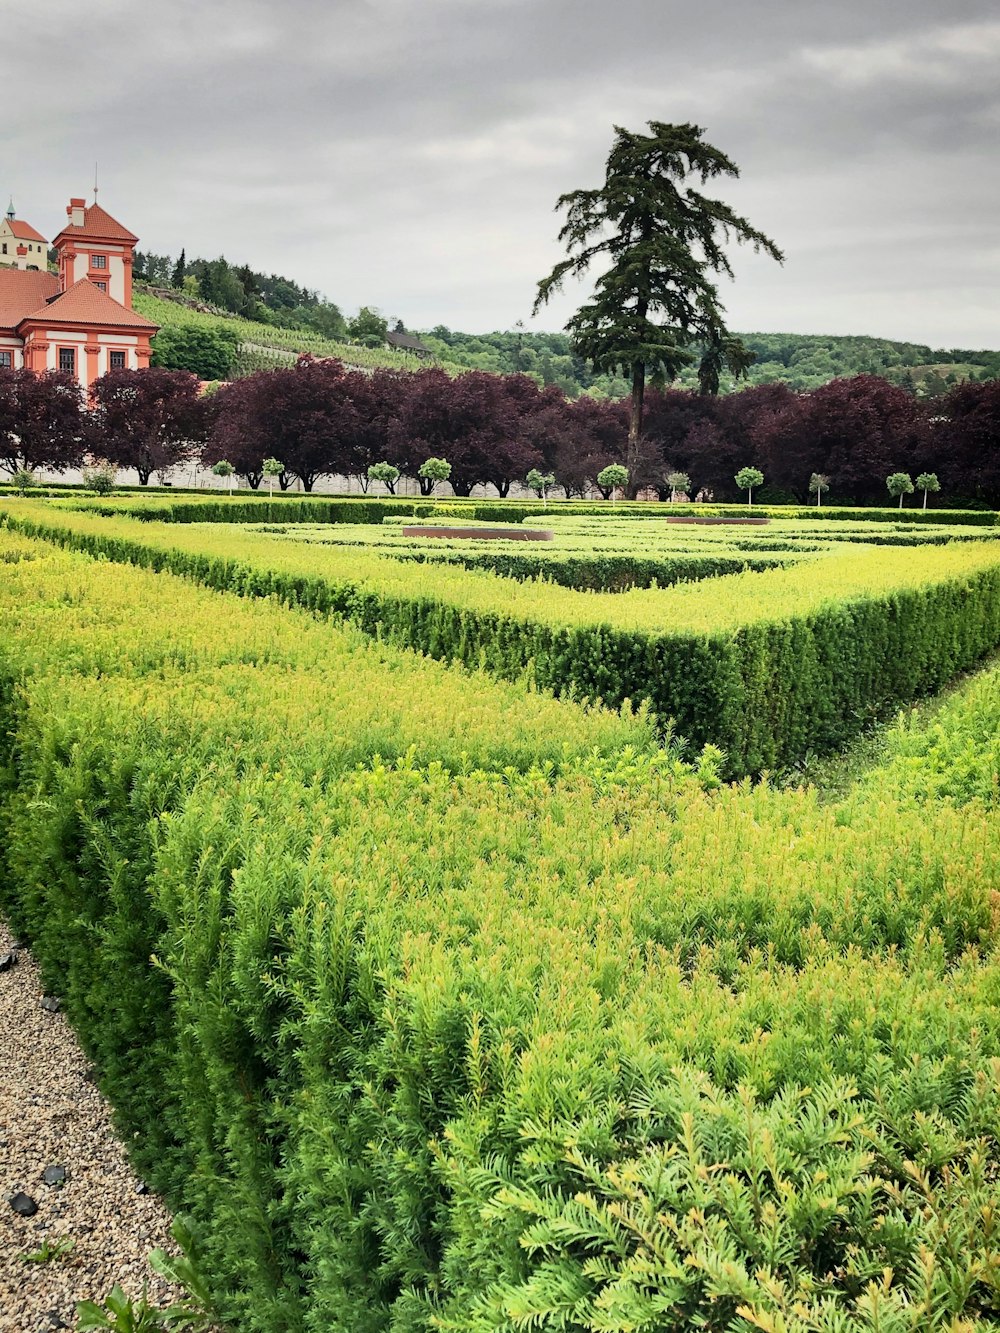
[0,918,190,1331]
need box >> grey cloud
[3,0,998,344]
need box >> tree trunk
[451,480,474,497]
[495,480,511,497]
[138,468,152,485]
[626,360,646,498]
[279,472,292,491]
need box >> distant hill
[133,268,1000,398]
[422,327,1000,397]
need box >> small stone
[43,1313,68,1331]
[135,1179,149,1195]
[0,949,18,972]
[40,995,61,1013]
[42,1165,67,1187]
[10,1191,39,1217]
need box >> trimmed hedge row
[3,533,1000,1330]
[390,547,790,591]
[434,500,1000,526]
[7,503,1000,775]
[60,491,1000,527]
[65,495,436,524]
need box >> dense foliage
[0,367,85,475]
[88,368,209,485]
[191,366,1000,506]
[2,524,1000,1331]
[8,499,1000,777]
[534,120,782,479]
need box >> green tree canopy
[886,471,915,508]
[596,463,629,499]
[349,306,389,348]
[915,472,940,509]
[368,461,401,494]
[534,121,783,483]
[150,323,239,381]
[735,465,764,505]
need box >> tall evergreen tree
[171,248,186,289]
[534,121,783,480]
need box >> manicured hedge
[3,532,1000,1330]
[7,501,1000,775]
[58,491,1000,527]
[64,495,436,524]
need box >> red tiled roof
[6,219,47,243]
[0,268,59,332]
[53,202,138,245]
[19,278,159,330]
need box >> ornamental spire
[6,197,14,220]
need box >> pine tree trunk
[627,361,645,499]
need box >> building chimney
[67,197,86,227]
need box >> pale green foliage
[596,464,629,497]
[418,456,451,480]
[418,457,451,494]
[917,472,941,509]
[82,464,117,495]
[735,466,765,504]
[886,472,915,508]
[368,461,401,494]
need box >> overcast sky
[6,0,999,346]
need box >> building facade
[0,200,48,269]
[0,196,158,388]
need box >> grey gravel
[0,919,190,1330]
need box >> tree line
[2,360,999,505]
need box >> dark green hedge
[392,548,787,591]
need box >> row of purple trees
[2,359,999,504]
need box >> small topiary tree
[735,466,764,506]
[596,464,629,500]
[263,457,284,509]
[417,457,451,497]
[212,459,236,496]
[368,461,401,495]
[809,472,830,508]
[886,471,915,509]
[82,463,117,496]
[526,468,556,507]
[11,468,36,496]
[916,471,940,510]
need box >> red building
[0,196,158,388]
